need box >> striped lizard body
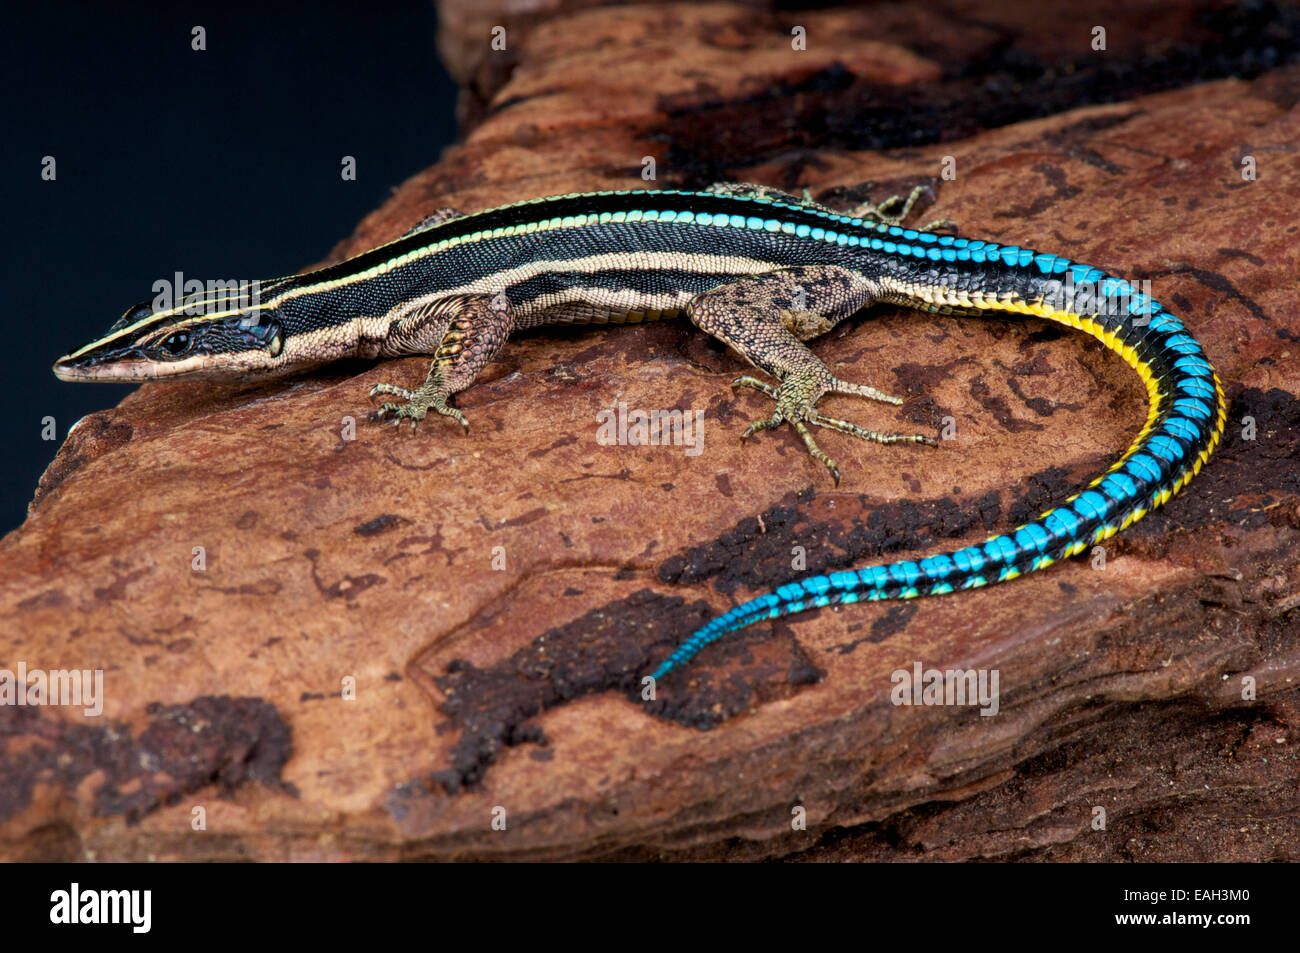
[53,184,1227,682]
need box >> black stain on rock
[400,587,820,797]
[354,513,411,537]
[0,695,294,827]
[656,484,1006,599]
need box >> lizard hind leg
[370,293,514,433]
[688,265,937,485]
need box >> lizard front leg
[688,265,936,484]
[370,293,513,432]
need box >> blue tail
[650,256,1225,682]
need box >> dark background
[1,1,457,535]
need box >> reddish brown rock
[2,1,1298,860]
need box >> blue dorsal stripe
[1100,473,1138,500]
[1015,524,1050,552]
[1147,435,1184,462]
[1125,454,1162,482]
[985,536,1017,563]
[1045,508,1081,538]
[1164,417,1200,442]
[1172,397,1212,420]
[1072,491,1110,520]
[803,575,831,595]
[920,554,955,578]
[1173,356,1213,375]
[1177,378,1216,399]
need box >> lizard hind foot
[731,373,936,485]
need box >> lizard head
[53,287,294,382]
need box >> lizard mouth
[53,349,307,383]
[52,353,209,382]
[53,355,144,382]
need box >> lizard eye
[160,331,192,356]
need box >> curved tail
[653,255,1227,679]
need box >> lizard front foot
[732,374,936,485]
[370,379,470,433]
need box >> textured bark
[3,0,1298,861]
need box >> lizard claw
[740,412,783,441]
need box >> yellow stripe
[966,297,1226,500]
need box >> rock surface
[3,0,1298,860]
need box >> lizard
[52,183,1227,682]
